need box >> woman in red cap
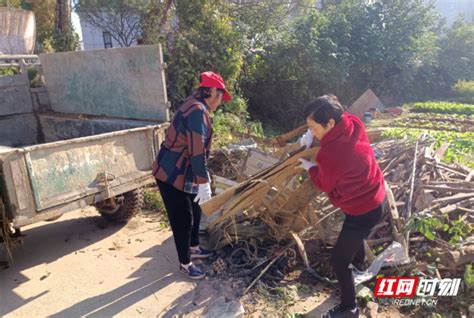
[153,71,231,279]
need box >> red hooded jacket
[308,113,386,215]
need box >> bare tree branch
[75,1,141,47]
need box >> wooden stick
[439,198,474,214]
[432,192,474,205]
[368,221,389,239]
[367,236,393,246]
[406,139,419,220]
[426,162,467,177]
[243,247,288,294]
[426,181,474,188]
[270,124,308,147]
[291,232,310,270]
[422,185,474,193]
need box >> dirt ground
[0,208,403,317]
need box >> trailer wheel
[97,188,144,223]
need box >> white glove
[297,158,317,171]
[299,129,313,149]
[194,182,212,204]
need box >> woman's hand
[194,182,212,204]
[299,129,314,149]
[297,158,317,171]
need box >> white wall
[79,19,125,50]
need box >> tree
[242,0,441,129]
[139,0,174,45]
[30,0,56,53]
[438,20,474,85]
[54,0,78,51]
[74,0,141,47]
[165,0,243,107]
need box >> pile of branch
[205,131,473,287]
[208,148,247,180]
[373,138,474,270]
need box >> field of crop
[388,113,474,132]
[381,128,474,168]
[377,101,474,168]
[410,101,474,115]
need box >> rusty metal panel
[0,114,39,147]
[39,45,170,122]
[22,126,159,211]
[0,73,34,116]
[1,151,36,220]
[0,7,36,54]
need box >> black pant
[330,199,386,309]
[157,180,201,265]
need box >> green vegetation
[407,215,472,245]
[389,113,473,132]
[410,102,474,115]
[143,188,169,228]
[453,80,474,103]
[382,128,474,168]
[0,67,18,77]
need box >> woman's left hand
[296,158,317,171]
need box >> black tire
[97,188,144,223]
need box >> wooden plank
[1,151,36,218]
[240,149,280,178]
[202,147,319,216]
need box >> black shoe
[321,304,359,318]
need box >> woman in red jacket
[298,94,386,318]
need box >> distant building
[78,17,134,50]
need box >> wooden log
[426,181,474,188]
[432,192,474,205]
[270,124,308,147]
[439,198,474,214]
[405,139,419,220]
[434,142,450,159]
[422,185,474,193]
[439,245,474,268]
[427,161,467,177]
[385,183,400,222]
[291,232,310,269]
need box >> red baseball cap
[199,71,232,102]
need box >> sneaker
[190,246,215,260]
[180,263,205,280]
[321,304,359,318]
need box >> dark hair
[304,94,345,127]
[194,87,224,99]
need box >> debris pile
[205,131,473,290]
